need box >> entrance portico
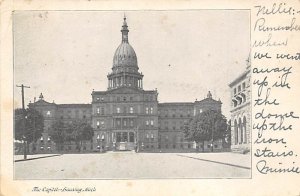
[112,131,136,151]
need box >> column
[141,80,143,89]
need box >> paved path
[14,154,61,162]
[14,152,251,179]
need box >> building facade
[229,61,251,153]
[28,17,225,153]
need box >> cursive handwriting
[254,3,294,16]
[256,160,300,174]
[253,33,288,47]
[255,146,294,158]
[254,17,300,32]
[254,88,279,106]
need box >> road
[14,152,251,179]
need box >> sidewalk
[177,152,251,169]
[14,154,61,162]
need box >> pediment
[197,98,220,104]
[33,99,56,106]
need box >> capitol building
[29,16,225,153]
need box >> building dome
[107,16,144,90]
[113,42,137,68]
[112,16,138,69]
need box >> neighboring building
[28,16,225,153]
[229,60,251,153]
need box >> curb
[14,154,62,162]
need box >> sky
[13,10,250,118]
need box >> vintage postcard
[1,0,300,195]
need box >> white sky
[13,10,250,118]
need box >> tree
[14,108,44,144]
[50,120,66,151]
[50,120,94,152]
[184,110,227,152]
[72,120,94,152]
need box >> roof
[229,69,251,87]
[158,102,194,106]
[195,98,222,104]
[57,104,92,108]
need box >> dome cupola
[112,16,138,70]
[107,16,144,90]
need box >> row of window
[159,113,191,118]
[94,95,156,102]
[145,120,155,126]
[115,119,134,127]
[59,109,89,114]
[96,121,105,129]
[96,106,155,114]
[233,82,246,95]
[159,109,192,115]
[97,119,155,128]
[60,115,89,120]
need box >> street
[14,152,251,179]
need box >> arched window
[243,116,247,144]
[239,118,243,144]
[234,120,238,145]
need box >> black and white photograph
[13,10,251,179]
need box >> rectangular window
[96,121,100,128]
[124,120,127,126]
[234,88,237,95]
[150,120,154,126]
[238,85,241,92]
[130,120,133,126]
[145,107,149,114]
[146,120,149,126]
[242,82,246,89]
[130,107,133,113]
[101,107,105,115]
[96,107,100,114]
[150,107,153,114]
[117,107,120,113]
